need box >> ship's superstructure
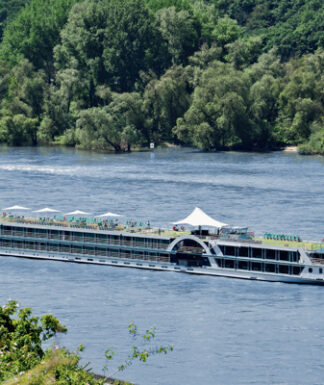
[1,214,324,284]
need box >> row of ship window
[1,226,169,249]
[0,239,170,262]
[308,267,323,273]
[219,245,299,262]
[215,258,303,275]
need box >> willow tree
[174,61,252,149]
[75,92,145,152]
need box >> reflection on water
[0,147,324,385]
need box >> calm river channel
[1,146,324,385]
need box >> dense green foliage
[0,0,26,40]
[0,0,323,153]
[0,300,67,382]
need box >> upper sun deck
[1,214,323,252]
[252,237,324,252]
[0,214,182,241]
[219,235,324,252]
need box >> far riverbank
[283,146,298,153]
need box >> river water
[0,146,324,385]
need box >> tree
[0,300,66,382]
[155,6,200,65]
[226,36,263,70]
[144,0,191,12]
[75,92,145,151]
[38,68,81,143]
[143,65,192,143]
[249,74,282,146]
[0,114,38,145]
[55,0,157,95]
[0,0,26,40]
[246,49,284,83]
[265,0,324,59]
[174,61,253,149]
[0,0,78,80]
[210,16,241,57]
[298,124,324,155]
[212,0,256,25]
[277,50,324,143]
[102,0,157,91]
[190,1,219,43]
[0,59,47,145]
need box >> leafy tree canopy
[0,0,78,78]
[0,0,323,153]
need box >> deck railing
[0,215,177,241]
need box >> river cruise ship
[1,209,324,285]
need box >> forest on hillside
[0,0,323,153]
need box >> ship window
[251,262,262,271]
[239,247,249,257]
[160,240,169,249]
[308,268,313,273]
[265,249,276,260]
[123,237,132,246]
[225,246,235,256]
[60,244,70,253]
[96,247,107,256]
[224,259,235,269]
[218,245,225,254]
[279,250,289,261]
[72,232,82,241]
[215,258,223,267]
[279,265,289,274]
[292,266,301,275]
[153,239,161,249]
[135,251,144,259]
[145,238,153,248]
[202,257,211,267]
[112,235,120,243]
[252,248,262,258]
[134,237,145,247]
[97,234,108,243]
[290,252,298,262]
[238,260,249,270]
[107,249,119,257]
[320,268,323,274]
[265,264,275,273]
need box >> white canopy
[173,207,228,228]
[3,205,31,210]
[65,210,91,216]
[33,207,60,213]
[96,212,122,218]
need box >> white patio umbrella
[3,205,31,210]
[65,210,91,216]
[96,212,123,218]
[33,207,60,213]
[173,207,228,228]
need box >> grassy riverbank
[3,350,117,385]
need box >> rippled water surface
[1,146,324,385]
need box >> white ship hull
[1,247,323,285]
